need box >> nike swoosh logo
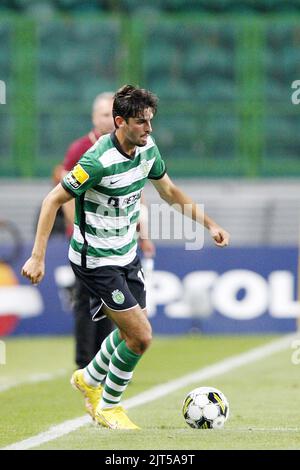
[110,179,121,185]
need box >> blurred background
[1,0,300,338]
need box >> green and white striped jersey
[62,132,166,268]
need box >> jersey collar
[110,132,136,160]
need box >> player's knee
[139,331,152,353]
[129,329,152,355]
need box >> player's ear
[115,115,126,128]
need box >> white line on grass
[240,427,300,432]
[0,369,69,393]
[203,427,300,433]
[2,333,298,450]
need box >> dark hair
[113,85,158,126]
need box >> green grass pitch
[0,334,300,450]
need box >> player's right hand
[21,257,45,285]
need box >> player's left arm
[151,173,230,247]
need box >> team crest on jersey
[141,159,149,177]
[66,164,90,189]
[112,289,125,305]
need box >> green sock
[100,340,142,408]
[84,329,122,387]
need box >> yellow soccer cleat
[71,369,103,419]
[95,405,140,430]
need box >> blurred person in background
[61,92,155,370]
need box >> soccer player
[21,85,230,430]
[61,92,155,369]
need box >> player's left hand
[209,225,230,247]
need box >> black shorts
[70,256,146,321]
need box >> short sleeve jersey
[62,132,166,268]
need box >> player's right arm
[61,139,86,232]
[22,151,104,284]
[60,169,75,230]
[21,184,73,285]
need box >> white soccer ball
[182,386,229,429]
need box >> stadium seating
[185,46,234,83]
[55,0,106,12]
[37,19,121,102]
[1,12,300,177]
[0,23,12,174]
[4,0,300,13]
[0,24,11,80]
[143,21,236,96]
[262,113,300,175]
[32,17,122,175]
[0,113,13,176]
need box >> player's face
[124,108,154,147]
[92,98,114,135]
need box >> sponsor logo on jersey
[66,164,90,189]
[124,192,141,206]
[107,191,141,209]
[110,178,121,185]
